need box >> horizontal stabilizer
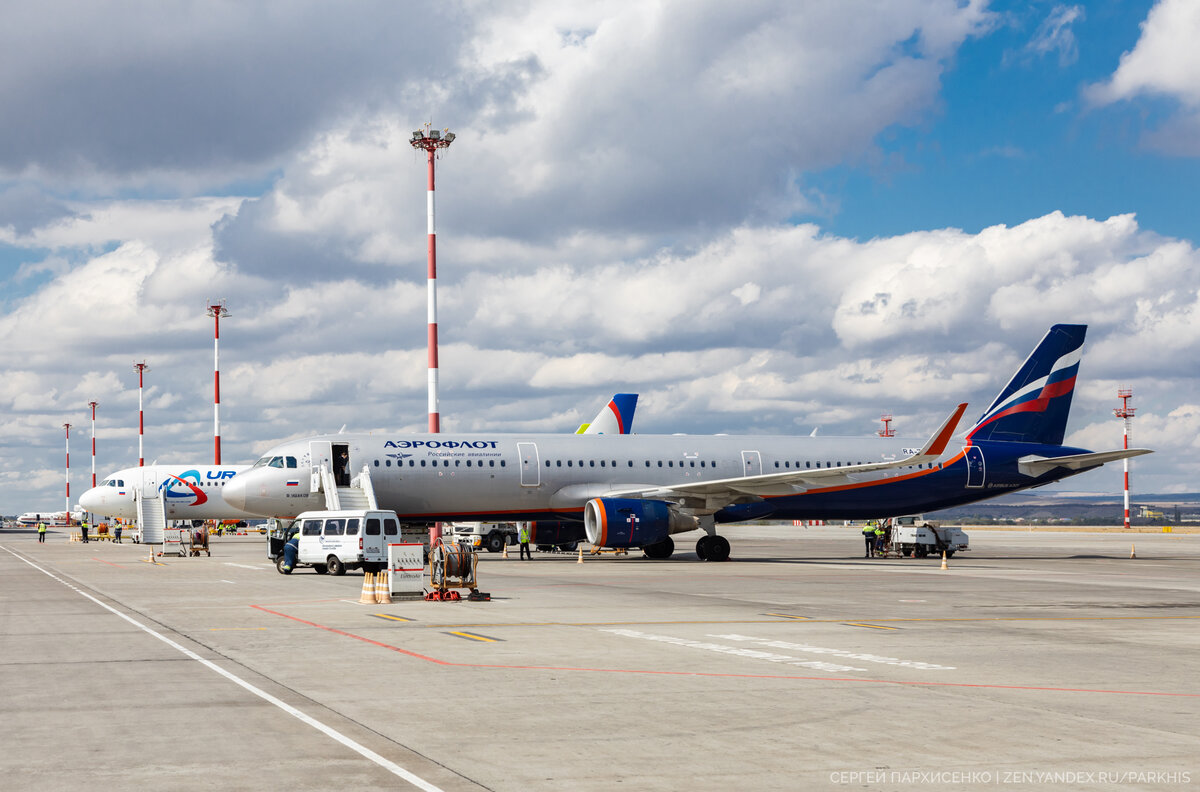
[1018,448,1153,477]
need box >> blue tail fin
[967,324,1085,446]
[579,393,639,434]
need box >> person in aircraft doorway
[336,451,350,487]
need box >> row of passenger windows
[374,459,508,468]
[300,517,400,536]
[546,459,717,469]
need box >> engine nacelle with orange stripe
[583,498,698,548]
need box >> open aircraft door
[965,445,985,488]
[518,442,540,487]
[310,441,333,493]
[741,450,762,477]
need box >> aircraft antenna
[88,401,98,489]
[63,423,72,525]
[207,301,231,464]
[133,361,150,466]
[878,413,895,438]
[1114,387,1136,530]
[411,123,455,548]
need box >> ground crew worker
[37,519,47,543]
[113,521,123,543]
[81,519,89,543]
[518,522,532,560]
[862,521,876,557]
[874,521,886,557]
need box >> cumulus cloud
[1086,0,1200,155]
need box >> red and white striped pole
[207,301,230,464]
[134,361,149,466]
[88,401,98,488]
[410,126,455,434]
[1114,388,1135,530]
[410,126,455,546]
[63,422,71,523]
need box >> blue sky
[1,1,1198,515]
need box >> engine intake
[584,498,697,548]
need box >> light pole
[207,301,230,464]
[409,125,455,435]
[63,423,71,525]
[1114,388,1136,530]
[88,401,98,488]
[134,361,149,466]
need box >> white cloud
[1086,0,1200,155]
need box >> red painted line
[248,604,1200,698]
[92,557,124,568]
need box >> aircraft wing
[603,403,968,505]
[1018,448,1153,477]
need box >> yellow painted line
[209,627,267,631]
[372,614,415,623]
[446,631,501,643]
[844,622,899,631]
[764,613,811,620]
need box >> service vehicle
[269,509,426,575]
[450,521,518,553]
[887,515,969,558]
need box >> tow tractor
[886,515,969,558]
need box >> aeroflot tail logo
[160,470,208,506]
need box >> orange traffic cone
[502,541,509,559]
[577,545,584,564]
[377,571,392,604]
[1130,543,1136,559]
[359,572,376,604]
[940,551,948,571]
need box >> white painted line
[602,628,867,673]
[2,546,445,792]
[219,579,237,584]
[712,634,956,670]
[223,562,264,570]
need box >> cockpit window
[252,457,271,468]
[286,456,297,468]
[268,457,285,468]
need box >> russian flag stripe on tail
[967,324,1085,446]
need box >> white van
[286,509,429,575]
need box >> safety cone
[940,551,948,571]
[377,571,392,604]
[502,542,509,559]
[577,545,584,564]
[1130,543,1136,559]
[359,572,376,604]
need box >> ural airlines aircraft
[77,394,639,522]
[224,326,1150,561]
[78,465,252,521]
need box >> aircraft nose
[223,475,248,511]
[78,487,101,512]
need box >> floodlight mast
[63,423,71,524]
[410,125,454,435]
[134,361,149,466]
[88,401,98,488]
[1114,388,1136,530]
[207,301,231,464]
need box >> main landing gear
[695,534,730,562]
[642,537,674,559]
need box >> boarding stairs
[318,463,378,511]
[136,489,167,544]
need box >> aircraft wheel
[327,556,345,576]
[642,537,674,559]
[695,535,712,560]
[705,535,730,562]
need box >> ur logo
[160,469,208,506]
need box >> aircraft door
[965,445,985,488]
[142,467,159,500]
[310,441,333,492]
[741,451,762,477]
[517,442,540,487]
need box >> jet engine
[584,498,697,548]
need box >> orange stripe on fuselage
[763,449,967,500]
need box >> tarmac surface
[2,525,1197,791]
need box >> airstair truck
[888,515,969,558]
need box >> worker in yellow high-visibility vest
[518,523,532,560]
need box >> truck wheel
[327,556,345,576]
[915,546,928,558]
[313,564,328,574]
[276,556,292,575]
[486,532,505,553]
[945,549,956,558]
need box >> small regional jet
[77,394,639,522]
[224,325,1150,561]
[16,511,83,527]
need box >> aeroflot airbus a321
[225,325,1151,561]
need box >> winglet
[917,403,968,460]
